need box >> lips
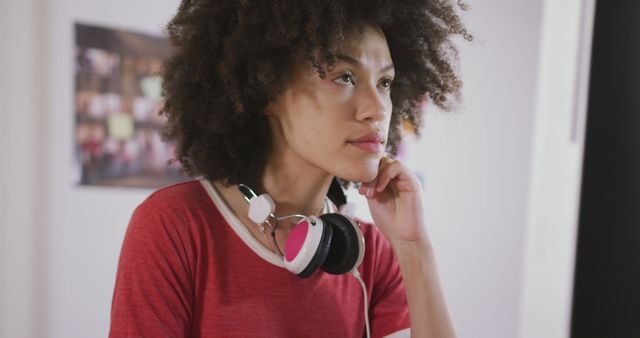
[347,132,386,153]
[349,132,386,143]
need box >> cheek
[289,116,335,154]
[384,99,393,122]
[310,121,344,153]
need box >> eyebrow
[335,53,394,73]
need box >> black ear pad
[319,213,361,275]
[297,220,334,278]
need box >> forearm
[392,238,456,338]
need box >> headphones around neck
[240,178,365,278]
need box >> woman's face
[266,23,394,183]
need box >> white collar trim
[199,178,285,268]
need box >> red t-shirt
[109,179,410,337]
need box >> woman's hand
[358,157,428,245]
[360,157,457,338]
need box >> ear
[263,101,276,116]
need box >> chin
[335,159,380,183]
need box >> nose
[354,82,388,123]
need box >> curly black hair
[161,0,471,188]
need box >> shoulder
[120,179,222,268]
[142,179,207,208]
[132,179,213,218]
[126,179,217,239]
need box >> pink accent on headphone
[284,220,309,262]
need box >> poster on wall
[74,23,188,188]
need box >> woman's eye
[380,78,393,89]
[333,73,355,86]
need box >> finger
[395,177,418,192]
[359,156,391,195]
[358,183,369,195]
[375,160,404,192]
[359,181,377,197]
[378,162,421,194]
[369,157,394,195]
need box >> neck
[260,159,333,226]
[211,154,335,256]
[214,142,336,240]
[255,112,336,224]
[214,164,334,235]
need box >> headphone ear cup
[319,213,362,275]
[297,219,333,278]
[284,216,334,278]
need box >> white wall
[0,1,47,337]
[0,1,582,338]
[519,0,594,337]
[410,2,542,337]
[43,1,179,337]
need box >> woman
[110,0,470,337]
